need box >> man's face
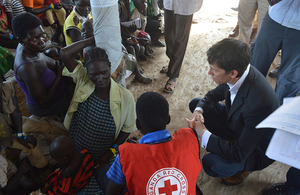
[208,63,233,85]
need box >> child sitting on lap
[45,136,94,194]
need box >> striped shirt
[45,149,94,195]
[3,0,25,16]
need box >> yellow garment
[62,62,137,140]
[64,11,92,45]
[45,8,66,26]
[63,11,92,62]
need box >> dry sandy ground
[125,0,289,194]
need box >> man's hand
[18,135,37,149]
[186,110,204,128]
[185,111,207,138]
[128,24,137,33]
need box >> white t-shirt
[163,0,203,15]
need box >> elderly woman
[60,37,136,194]
[11,12,71,117]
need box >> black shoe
[263,183,288,195]
[268,67,280,78]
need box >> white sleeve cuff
[201,130,211,149]
[194,107,203,114]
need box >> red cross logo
[158,179,178,195]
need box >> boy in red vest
[105,92,202,195]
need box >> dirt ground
[125,0,288,194]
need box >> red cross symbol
[158,179,178,195]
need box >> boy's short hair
[12,12,43,40]
[206,38,250,77]
[136,92,169,132]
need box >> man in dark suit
[187,38,279,185]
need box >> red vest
[119,128,201,195]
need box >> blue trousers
[286,167,300,195]
[250,13,300,105]
[189,98,246,178]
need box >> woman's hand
[94,150,113,169]
[54,60,64,77]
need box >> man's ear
[230,70,239,79]
[167,115,171,125]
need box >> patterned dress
[69,91,116,195]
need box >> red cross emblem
[158,179,178,195]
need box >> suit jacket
[197,66,279,171]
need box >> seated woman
[63,0,91,62]
[60,37,136,194]
[11,12,71,117]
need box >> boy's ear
[167,115,171,125]
[136,119,142,130]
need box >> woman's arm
[0,33,17,41]
[94,131,130,168]
[60,36,95,72]
[67,29,84,58]
[24,6,50,16]
[10,95,37,148]
[18,62,63,109]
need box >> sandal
[160,66,168,73]
[163,80,176,93]
[135,74,152,84]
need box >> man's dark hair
[12,12,43,40]
[206,38,250,77]
[85,47,110,67]
[136,92,169,132]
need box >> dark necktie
[226,91,231,112]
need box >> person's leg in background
[163,12,193,93]
[274,27,300,105]
[238,0,257,44]
[250,13,283,76]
